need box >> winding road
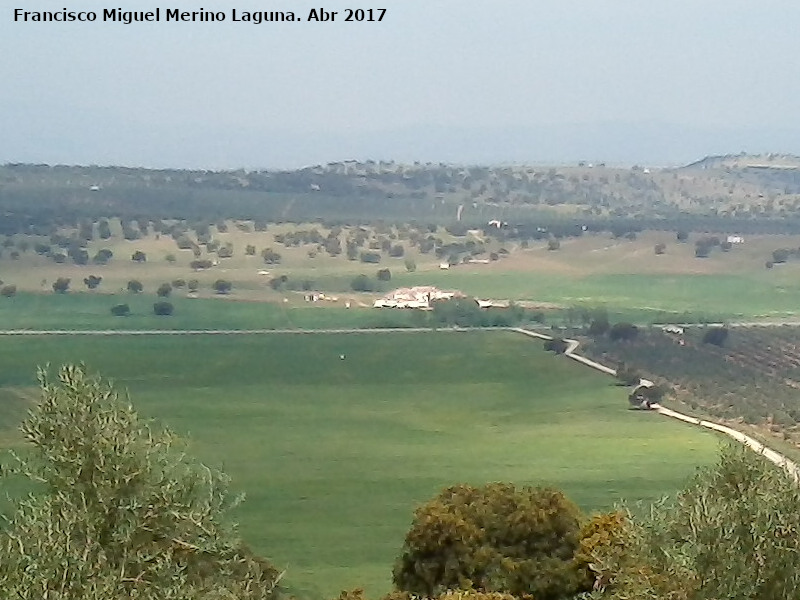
[510,327,800,483]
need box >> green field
[0,292,419,331]
[0,331,719,597]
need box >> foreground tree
[393,483,590,600]
[0,365,283,600]
[582,445,800,599]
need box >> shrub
[695,242,711,258]
[213,279,233,294]
[360,251,381,264]
[153,301,174,316]
[110,303,130,316]
[52,277,70,294]
[92,248,113,264]
[261,248,282,264]
[127,279,143,293]
[544,338,569,354]
[615,362,641,386]
[588,313,610,337]
[431,298,486,327]
[156,283,172,297]
[1,284,17,297]
[376,268,391,282]
[608,322,638,342]
[190,259,213,270]
[772,248,791,264]
[131,250,146,263]
[351,274,376,292]
[83,275,102,290]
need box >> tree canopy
[393,483,590,600]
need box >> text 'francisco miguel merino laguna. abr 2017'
[12,7,387,24]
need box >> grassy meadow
[0,330,720,597]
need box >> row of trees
[41,277,233,296]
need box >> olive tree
[582,445,800,599]
[0,365,283,600]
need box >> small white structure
[439,262,450,270]
[476,299,510,308]
[661,325,685,335]
[726,235,744,244]
[373,286,461,309]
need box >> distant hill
[684,153,800,170]
[2,156,800,234]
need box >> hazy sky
[2,0,800,168]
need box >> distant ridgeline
[2,157,800,235]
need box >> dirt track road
[509,327,800,483]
